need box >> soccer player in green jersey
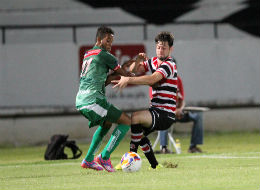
[76,26,132,172]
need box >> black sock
[130,140,139,153]
[130,124,143,153]
[140,136,158,168]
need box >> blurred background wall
[0,0,259,146]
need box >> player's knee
[103,121,112,128]
[118,112,131,126]
[131,112,140,124]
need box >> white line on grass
[0,162,78,169]
[186,155,260,159]
[0,154,259,169]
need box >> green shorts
[77,98,122,128]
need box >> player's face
[100,34,114,52]
[156,41,172,61]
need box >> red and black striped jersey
[143,56,177,117]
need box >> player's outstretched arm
[112,71,163,90]
[105,60,135,86]
[115,67,135,77]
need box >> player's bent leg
[117,112,131,126]
[100,109,130,171]
[130,124,143,153]
[140,136,159,169]
[129,110,153,152]
[131,110,152,127]
[131,109,165,169]
[84,125,111,162]
[101,123,130,160]
[115,114,143,170]
[98,124,130,172]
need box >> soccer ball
[121,152,142,172]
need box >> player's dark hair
[96,26,114,41]
[155,31,174,47]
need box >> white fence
[1,38,259,109]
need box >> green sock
[85,126,110,162]
[101,124,130,160]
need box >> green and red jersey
[76,46,120,108]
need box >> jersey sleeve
[103,51,121,71]
[142,59,150,72]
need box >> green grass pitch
[0,131,259,190]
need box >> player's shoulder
[99,49,116,59]
[165,57,176,64]
[162,57,175,67]
[145,57,156,65]
[150,57,157,62]
[161,57,177,74]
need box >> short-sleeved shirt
[143,56,178,117]
[75,46,122,127]
[76,46,120,108]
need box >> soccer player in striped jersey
[76,26,133,172]
[113,31,177,169]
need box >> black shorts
[143,107,175,136]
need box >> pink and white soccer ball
[121,152,142,172]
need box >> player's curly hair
[155,31,174,47]
[96,26,114,41]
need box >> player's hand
[176,109,184,119]
[112,76,129,90]
[126,72,135,77]
[136,53,148,63]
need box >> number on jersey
[80,58,93,78]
